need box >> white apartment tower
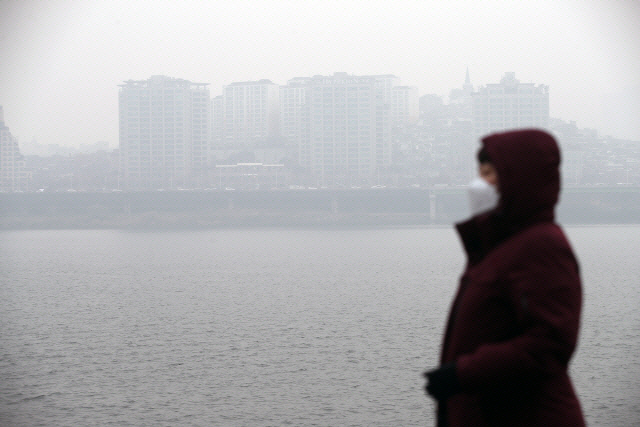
[281,73,392,184]
[280,77,311,149]
[360,74,419,127]
[0,106,31,192]
[369,74,399,105]
[222,80,280,148]
[391,86,419,127]
[472,72,549,137]
[211,95,224,149]
[118,76,211,189]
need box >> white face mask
[467,177,499,216]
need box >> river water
[1,226,638,426]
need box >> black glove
[424,363,461,401]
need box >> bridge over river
[1,186,638,228]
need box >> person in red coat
[424,129,586,427]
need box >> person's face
[479,162,499,188]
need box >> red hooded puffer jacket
[437,129,585,427]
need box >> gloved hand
[423,363,461,401]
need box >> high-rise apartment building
[280,77,311,150]
[211,95,224,149]
[369,74,399,106]
[472,72,549,137]
[359,74,418,128]
[222,80,280,148]
[280,73,392,184]
[118,76,210,189]
[0,106,31,192]
[391,86,419,127]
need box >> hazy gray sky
[1,0,639,147]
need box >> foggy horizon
[1,0,639,148]
[1,4,639,425]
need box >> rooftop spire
[463,67,473,94]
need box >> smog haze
[1,0,639,148]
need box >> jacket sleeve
[455,230,582,392]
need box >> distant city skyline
[1,1,639,147]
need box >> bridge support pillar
[429,192,437,221]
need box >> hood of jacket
[482,128,560,226]
[456,129,561,263]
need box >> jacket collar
[456,207,555,265]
